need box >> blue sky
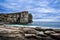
[0,0,60,22]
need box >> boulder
[0,36,24,40]
[35,27,46,32]
[45,29,54,31]
[25,34,36,37]
[50,33,60,40]
[23,27,37,34]
[44,31,55,35]
[0,27,24,40]
[40,36,55,40]
[25,34,41,40]
[37,31,48,37]
[53,29,60,33]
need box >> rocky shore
[0,25,60,40]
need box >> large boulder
[40,36,55,40]
[50,33,60,40]
[23,27,37,34]
[44,31,55,35]
[53,29,60,33]
[0,27,24,40]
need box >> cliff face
[0,11,32,24]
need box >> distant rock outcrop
[0,11,32,24]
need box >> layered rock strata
[0,11,32,24]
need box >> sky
[0,0,60,22]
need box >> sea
[6,21,60,29]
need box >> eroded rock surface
[0,26,60,40]
[0,11,32,24]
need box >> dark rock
[53,29,60,33]
[25,34,41,40]
[25,37,39,40]
[45,29,54,31]
[50,33,60,40]
[28,14,32,23]
[0,36,24,40]
[41,36,55,40]
[35,27,46,31]
[35,27,54,32]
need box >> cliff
[0,11,32,24]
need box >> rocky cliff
[0,11,32,24]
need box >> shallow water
[6,21,60,29]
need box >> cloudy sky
[0,0,60,22]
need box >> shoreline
[0,25,60,40]
[2,24,60,29]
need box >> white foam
[4,24,60,29]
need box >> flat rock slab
[50,33,60,40]
[40,37,55,40]
[0,26,24,40]
[53,29,60,33]
[0,27,20,33]
[25,34,36,37]
[44,31,55,35]
[23,27,37,34]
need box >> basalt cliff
[0,11,32,24]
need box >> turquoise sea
[7,21,60,29]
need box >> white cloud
[33,18,59,22]
[28,7,60,13]
[35,1,49,7]
[0,0,60,21]
[0,0,60,13]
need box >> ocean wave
[5,24,60,29]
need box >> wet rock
[25,34,36,37]
[37,31,48,37]
[53,29,60,33]
[44,31,55,35]
[25,34,41,40]
[35,27,46,31]
[50,33,60,40]
[25,38,39,40]
[0,27,24,40]
[45,29,54,31]
[0,36,24,40]
[0,26,60,40]
[23,28,37,34]
[41,36,55,40]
